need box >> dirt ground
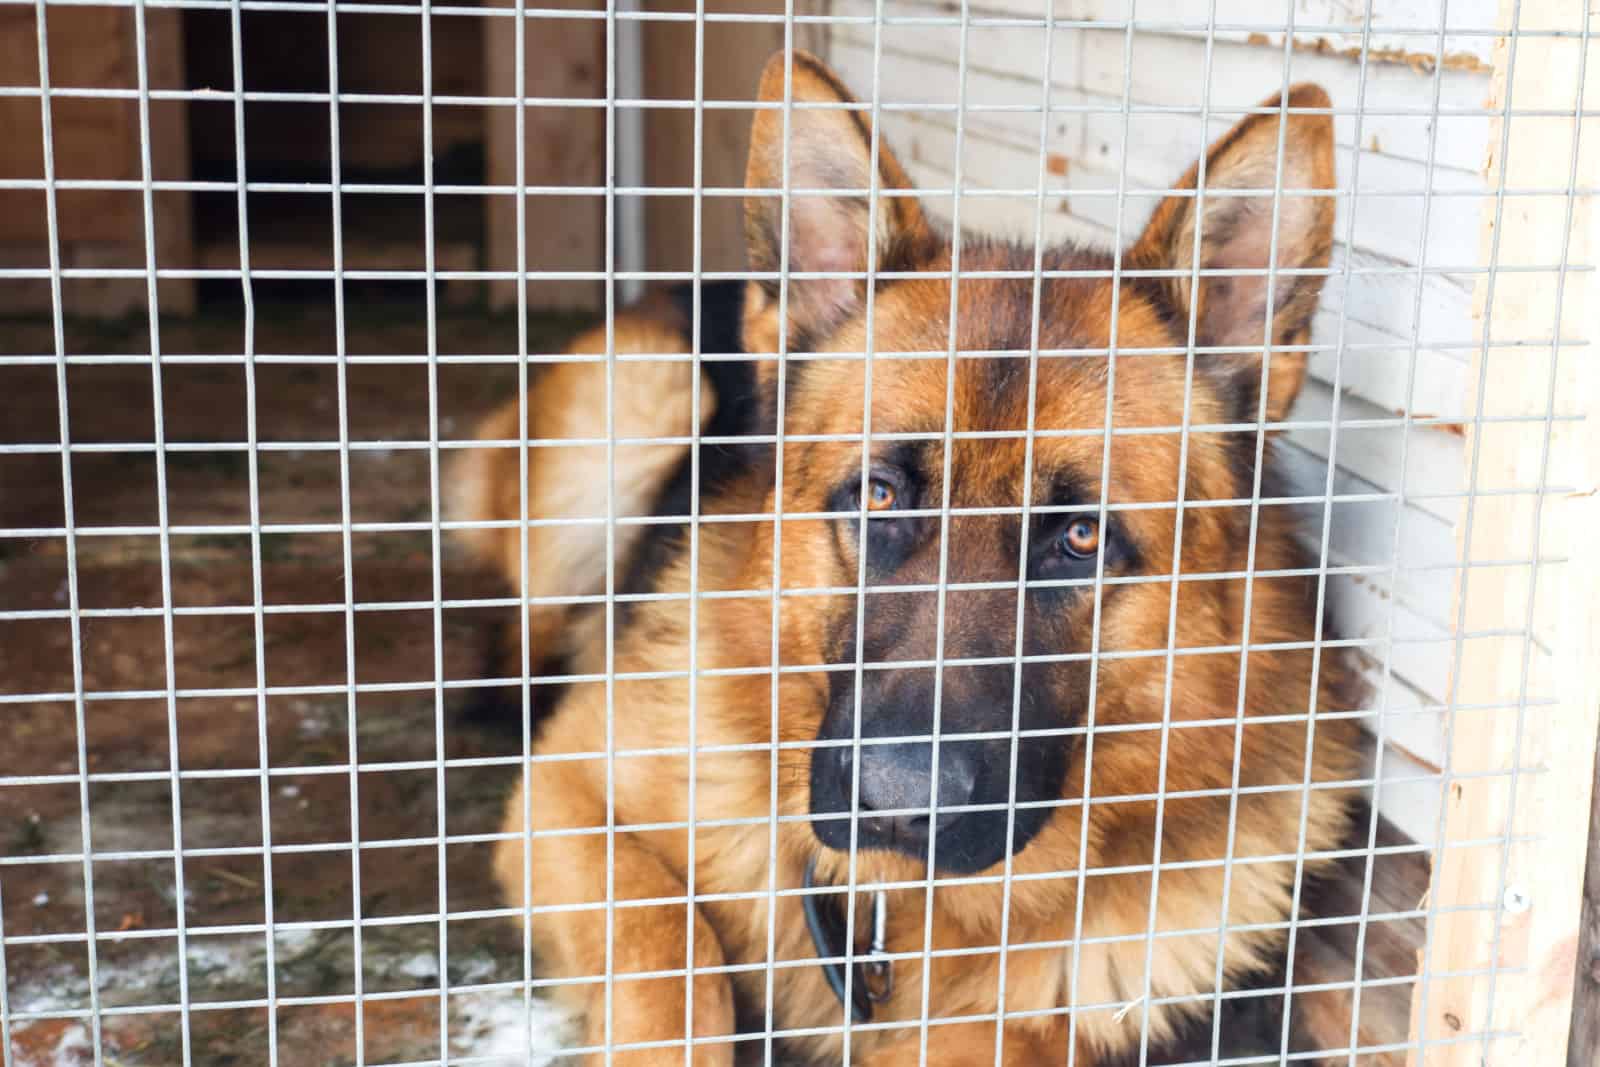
[1,297,587,1066]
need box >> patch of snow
[453,990,573,1067]
[273,926,320,954]
[50,1023,91,1066]
[185,937,265,988]
[10,963,91,1016]
[291,699,336,740]
[453,953,500,986]
[399,952,440,981]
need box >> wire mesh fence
[0,1,1595,1066]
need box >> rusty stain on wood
[1243,31,1491,74]
[1395,409,1470,439]
[1047,152,1070,177]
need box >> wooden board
[639,0,788,276]
[1409,3,1600,1063]
[882,0,1503,69]
[484,0,606,312]
[0,4,195,316]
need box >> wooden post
[1408,3,1600,1063]
[484,0,606,312]
[639,0,788,276]
[0,4,194,317]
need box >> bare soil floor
[1,299,584,1066]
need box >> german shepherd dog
[456,49,1363,1067]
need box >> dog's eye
[1058,517,1100,559]
[866,478,897,511]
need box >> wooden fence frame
[1409,0,1600,1062]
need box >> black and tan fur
[454,50,1363,1066]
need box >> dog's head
[739,52,1336,876]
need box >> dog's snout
[855,741,977,833]
[809,660,1067,872]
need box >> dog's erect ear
[1132,84,1336,422]
[744,49,930,348]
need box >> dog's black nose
[853,741,979,840]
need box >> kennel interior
[1,0,1597,1065]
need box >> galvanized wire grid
[0,2,1590,1066]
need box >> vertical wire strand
[838,1,887,1058]
[131,0,194,1059]
[1414,0,1523,1055]
[913,2,970,1062]
[1134,0,1219,1053]
[325,0,367,1055]
[420,0,451,1053]
[682,0,706,1060]
[601,3,620,1061]
[513,0,535,1060]
[760,8,796,1064]
[229,0,278,1057]
[1266,2,1356,1055]
[31,2,105,1062]
[1064,3,1144,1059]
[1260,12,1376,1062]
[1344,4,1454,1059]
[989,7,1058,1061]
[1476,5,1590,1053]
[1194,0,1349,1056]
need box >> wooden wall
[484,0,607,312]
[2,3,825,318]
[640,0,788,276]
[1417,9,1599,1062]
[0,4,194,318]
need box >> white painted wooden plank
[1275,436,1459,709]
[1286,378,1465,526]
[852,0,1501,61]
[866,96,1486,289]
[1277,424,1459,615]
[977,0,1499,66]
[1076,111,1489,268]
[828,37,1492,270]
[1078,26,1494,166]
[899,156,1114,248]
[1359,668,1449,787]
[891,125,1476,430]
[831,13,1495,174]
[1369,743,1443,847]
[1305,326,1471,430]
[882,119,1479,422]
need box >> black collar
[801,855,893,1022]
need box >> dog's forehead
[786,238,1233,519]
[802,241,1202,496]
